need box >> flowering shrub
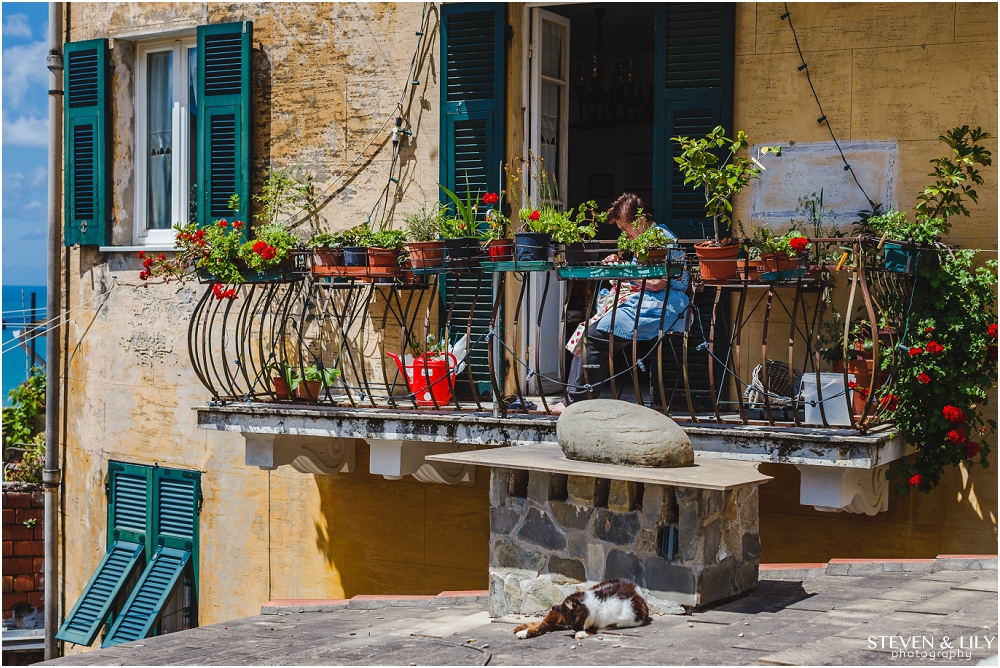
[141,218,246,287]
[481,192,511,242]
[237,219,298,273]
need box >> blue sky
[3,3,50,287]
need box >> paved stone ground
[45,569,998,666]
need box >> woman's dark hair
[607,193,653,228]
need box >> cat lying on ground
[513,578,651,640]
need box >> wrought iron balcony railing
[188,237,915,433]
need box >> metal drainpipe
[44,1,64,660]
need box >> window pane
[541,20,564,80]
[540,79,562,200]
[188,47,197,224]
[146,50,172,229]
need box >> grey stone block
[703,519,722,564]
[515,507,567,551]
[593,508,641,545]
[742,532,761,559]
[641,484,665,524]
[548,556,586,583]
[703,490,724,519]
[557,399,694,468]
[527,471,552,503]
[734,559,758,592]
[645,556,695,594]
[567,475,597,504]
[699,555,736,604]
[549,500,594,531]
[489,468,509,507]
[490,506,519,535]
[608,480,641,512]
[493,540,546,573]
[523,579,565,614]
[604,549,645,585]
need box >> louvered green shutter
[152,467,200,589]
[63,39,110,246]
[653,3,734,240]
[101,547,191,647]
[197,21,252,231]
[56,462,150,646]
[440,4,506,396]
[651,4,734,412]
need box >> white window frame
[134,37,196,247]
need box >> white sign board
[750,141,898,230]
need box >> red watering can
[386,351,459,406]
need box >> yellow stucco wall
[56,2,997,655]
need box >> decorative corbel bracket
[796,463,889,515]
[244,434,356,475]
[367,440,476,484]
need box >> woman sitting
[565,193,690,403]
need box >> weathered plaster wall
[731,2,998,561]
[59,3,485,655]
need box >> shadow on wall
[252,44,272,222]
[312,440,490,598]
[759,445,998,562]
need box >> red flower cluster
[529,210,540,221]
[218,219,229,228]
[964,441,981,459]
[252,240,277,260]
[942,405,965,424]
[177,228,207,246]
[789,236,809,253]
[916,372,931,384]
[483,193,499,205]
[234,220,244,230]
[909,474,922,487]
[946,428,966,444]
[988,323,998,339]
[879,393,898,412]
[924,326,934,333]
[908,346,923,357]
[212,284,238,300]
[925,341,944,354]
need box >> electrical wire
[782,3,876,210]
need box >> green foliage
[253,167,313,226]
[439,179,480,239]
[672,126,781,244]
[915,125,992,222]
[238,220,300,273]
[341,223,371,247]
[306,231,346,250]
[867,210,949,245]
[365,229,408,251]
[748,228,809,256]
[617,224,672,261]
[409,331,450,357]
[3,366,46,484]
[403,205,446,243]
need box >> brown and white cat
[513,578,651,640]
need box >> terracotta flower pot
[294,379,322,401]
[272,376,290,400]
[313,247,345,267]
[637,247,669,266]
[694,241,740,281]
[760,251,797,273]
[407,240,446,269]
[738,259,763,281]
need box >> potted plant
[481,192,514,261]
[237,219,300,278]
[753,229,810,274]
[270,362,298,400]
[439,181,483,267]
[341,223,370,268]
[616,210,672,265]
[307,231,346,276]
[403,205,446,269]
[506,154,560,262]
[673,127,780,281]
[865,210,947,275]
[295,365,323,400]
[365,229,407,279]
[554,200,607,265]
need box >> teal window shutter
[55,462,150,646]
[652,3,734,240]
[63,38,110,246]
[101,467,200,646]
[440,4,506,395]
[101,547,192,648]
[197,21,252,231]
[54,541,144,646]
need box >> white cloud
[23,200,42,211]
[28,166,46,188]
[2,39,47,109]
[2,113,48,147]
[20,227,47,240]
[2,14,32,39]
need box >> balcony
[192,237,914,514]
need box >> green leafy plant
[2,366,46,484]
[306,231,346,250]
[341,223,371,247]
[549,201,607,245]
[866,210,948,245]
[253,167,313,226]
[618,225,672,261]
[403,205,446,242]
[409,331,450,358]
[23,517,37,529]
[481,192,510,242]
[877,126,997,495]
[238,220,299,273]
[439,175,480,239]
[672,127,780,245]
[365,229,408,251]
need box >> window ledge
[99,246,178,253]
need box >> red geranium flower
[137,250,145,259]
[909,474,922,487]
[879,394,898,412]
[252,240,268,254]
[483,193,499,205]
[234,220,244,230]
[964,441,980,459]
[908,346,922,357]
[212,284,225,299]
[942,405,965,424]
[142,257,153,269]
[989,323,998,340]
[946,428,966,444]
[925,341,944,354]
[529,210,540,221]
[260,245,277,261]
[789,236,809,253]
[218,219,228,228]
[138,270,149,281]
[917,372,931,384]
[924,326,934,333]
[157,253,165,260]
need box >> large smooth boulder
[558,399,694,468]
